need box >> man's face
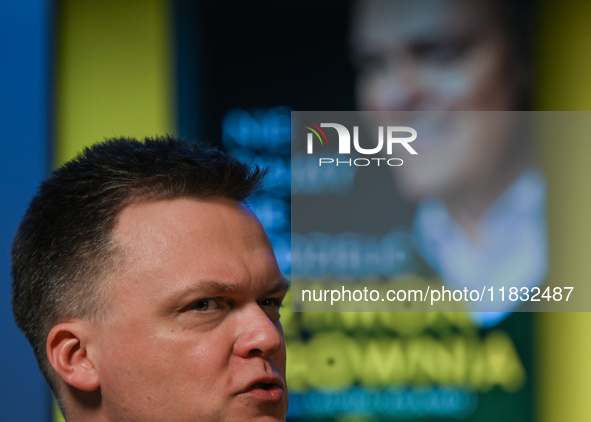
[92,198,288,421]
[352,0,525,200]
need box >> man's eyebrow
[166,280,240,306]
[264,278,290,296]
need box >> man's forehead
[107,198,281,298]
[116,197,252,230]
[354,0,496,47]
[113,198,262,250]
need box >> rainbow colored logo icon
[302,121,328,146]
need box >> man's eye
[261,298,282,308]
[190,299,217,311]
[413,40,469,64]
[260,298,283,321]
[356,53,387,75]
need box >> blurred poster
[286,1,539,421]
[195,0,545,420]
[288,110,542,421]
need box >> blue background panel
[0,0,53,420]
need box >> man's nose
[233,304,283,359]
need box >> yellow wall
[537,0,591,110]
[54,0,173,419]
[56,0,174,166]
[537,1,591,421]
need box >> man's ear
[46,322,100,392]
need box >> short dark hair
[11,137,267,394]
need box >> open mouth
[244,379,284,402]
[250,382,276,391]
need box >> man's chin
[227,398,287,422]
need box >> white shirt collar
[413,170,547,327]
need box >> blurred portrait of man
[351,0,545,325]
[11,138,289,422]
